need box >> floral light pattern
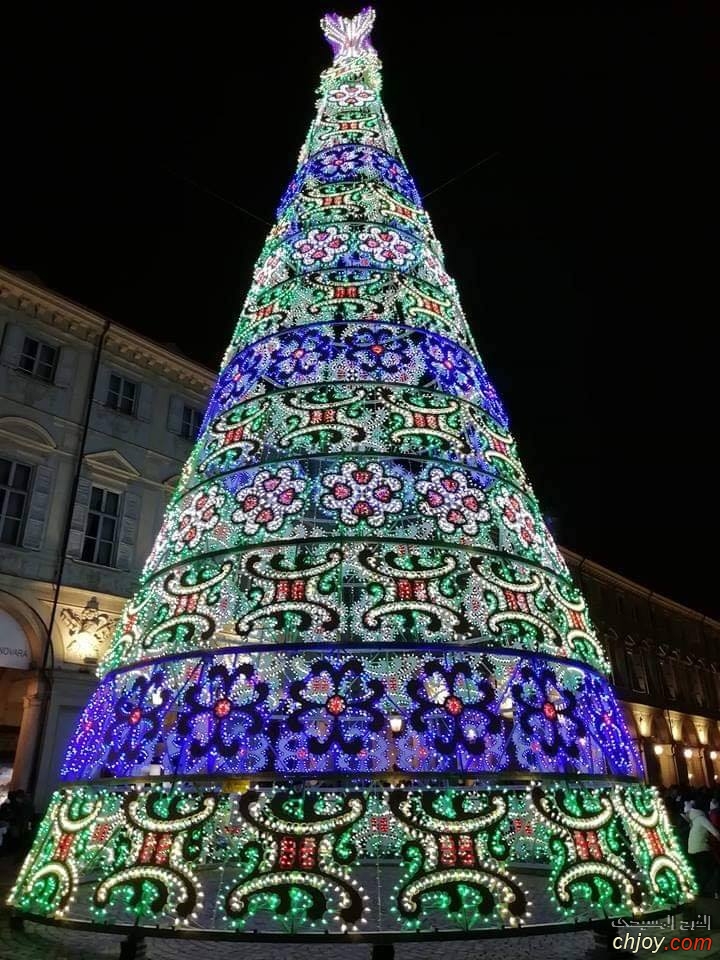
[232,467,306,535]
[177,662,269,770]
[359,227,414,267]
[293,226,349,266]
[318,146,364,178]
[416,468,490,536]
[104,669,170,775]
[321,461,403,527]
[329,83,374,106]
[169,485,225,551]
[286,658,385,759]
[495,488,540,549]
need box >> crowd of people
[660,785,720,898]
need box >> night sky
[3,3,716,617]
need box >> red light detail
[56,834,74,862]
[647,828,664,857]
[299,837,317,869]
[445,695,463,716]
[457,835,476,866]
[155,833,172,865]
[370,815,390,834]
[439,835,456,867]
[92,823,111,845]
[139,834,157,864]
[397,578,427,601]
[326,695,346,716]
[279,837,296,869]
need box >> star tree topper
[321,6,377,62]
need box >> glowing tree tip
[321,6,377,61]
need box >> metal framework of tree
[10,6,694,941]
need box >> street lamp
[386,713,405,777]
[389,714,404,734]
[653,744,664,756]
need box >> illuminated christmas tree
[10,7,693,941]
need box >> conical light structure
[11,8,693,938]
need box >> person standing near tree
[687,802,720,897]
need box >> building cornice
[0,267,216,395]
[560,545,720,632]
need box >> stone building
[0,267,212,807]
[564,551,720,790]
[0,266,716,809]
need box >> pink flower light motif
[293,226,349,267]
[321,461,403,528]
[329,83,374,106]
[169,485,226,551]
[232,467,306,535]
[422,250,452,289]
[318,146,364,177]
[359,227,414,267]
[494,488,539,548]
[253,251,286,288]
[416,468,490,536]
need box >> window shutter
[137,383,154,422]
[22,464,54,550]
[116,491,141,571]
[54,346,77,388]
[94,364,112,407]
[66,476,93,558]
[1,323,27,369]
[167,395,184,435]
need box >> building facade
[564,551,720,790]
[0,266,716,808]
[0,267,213,807]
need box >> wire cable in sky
[421,151,501,200]
[162,165,273,227]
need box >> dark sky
[3,3,716,617]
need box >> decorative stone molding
[0,416,57,452]
[59,597,118,662]
[83,449,140,482]
[0,268,214,395]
